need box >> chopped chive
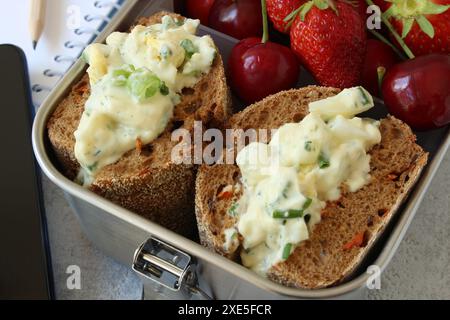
[145,86,158,98]
[87,162,98,172]
[303,197,312,210]
[304,140,313,152]
[180,39,198,60]
[112,65,135,87]
[127,68,165,101]
[159,82,169,96]
[273,198,311,220]
[112,69,131,78]
[282,243,292,260]
[162,16,176,30]
[160,45,172,59]
[358,87,370,105]
[281,181,291,199]
[318,152,330,169]
[228,202,238,216]
[273,209,304,219]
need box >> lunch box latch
[132,237,212,300]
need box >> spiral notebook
[0,0,125,108]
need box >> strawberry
[382,0,450,56]
[354,0,369,20]
[372,0,390,11]
[289,0,367,88]
[267,0,306,33]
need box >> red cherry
[229,37,300,104]
[208,0,263,39]
[382,54,450,130]
[361,39,399,97]
[185,0,215,26]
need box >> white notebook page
[0,0,124,107]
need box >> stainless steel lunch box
[32,0,450,299]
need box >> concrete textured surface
[42,149,450,300]
[42,177,142,300]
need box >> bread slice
[195,86,428,288]
[47,12,231,237]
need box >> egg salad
[74,15,216,185]
[226,87,382,275]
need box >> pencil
[29,0,47,50]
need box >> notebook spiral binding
[32,0,123,94]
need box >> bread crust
[195,86,428,288]
[47,12,231,236]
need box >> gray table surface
[42,149,450,300]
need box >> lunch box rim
[31,0,450,299]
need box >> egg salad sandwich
[47,12,230,236]
[195,86,428,288]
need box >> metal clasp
[132,237,212,299]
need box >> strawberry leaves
[315,0,334,11]
[421,0,450,15]
[401,18,414,38]
[299,2,315,20]
[284,0,338,28]
[383,0,450,39]
[366,0,416,58]
[416,15,435,38]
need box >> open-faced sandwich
[47,12,230,236]
[195,86,428,288]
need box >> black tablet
[0,44,54,300]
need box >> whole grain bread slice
[47,12,231,237]
[195,86,428,288]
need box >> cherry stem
[377,66,386,95]
[261,0,269,44]
[365,0,415,59]
[369,29,406,60]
